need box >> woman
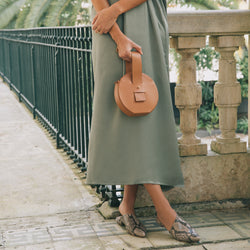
[86,0,200,243]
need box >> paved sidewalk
[0,79,249,249]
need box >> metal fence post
[55,41,62,149]
[8,42,12,89]
[17,45,23,102]
[31,45,37,119]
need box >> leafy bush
[194,46,220,71]
[237,117,248,134]
[236,47,248,98]
[197,81,219,134]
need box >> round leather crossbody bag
[114,51,159,117]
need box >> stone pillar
[248,0,250,148]
[248,0,250,147]
[210,36,247,154]
[170,37,207,156]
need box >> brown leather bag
[114,52,159,117]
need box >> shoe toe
[190,232,200,242]
[133,227,146,238]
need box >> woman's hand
[115,34,143,61]
[92,5,120,34]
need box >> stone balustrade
[133,10,250,210]
[168,10,250,156]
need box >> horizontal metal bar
[0,37,92,53]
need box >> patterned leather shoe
[116,214,146,238]
[157,215,200,243]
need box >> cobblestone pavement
[0,79,249,249]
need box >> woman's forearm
[91,0,109,11]
[91,0,147,43]
[113,0,148,15]
[91,0,124,43]
[91,0,147,14]
[91,0,143,61]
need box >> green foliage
[197,81,219,134]
[24,0,53,28]
[39,0,70,27]
[15,0,31,28]
[0,0,16,12]
[236,117,248,134]
[59,0,82,27]
[194,46,220,71]
[0,0,26,29]
[167,0,239,9]
[217,0,239,9]
[236,47,248,98]
[1,0,88,28]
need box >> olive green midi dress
[86,0,184,186]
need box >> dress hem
[86,180,184,188]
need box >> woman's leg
[119,184,138,215]
[144,183,200,243]
[117,184,146,237]
[143,184,176,230]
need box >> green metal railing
[0,27,120,206]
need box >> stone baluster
[209,36,247,154]
[170,37,207,156]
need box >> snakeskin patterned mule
[116,214,146,238]
[157,215,200,243]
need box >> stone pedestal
[170,37,207,156]
[210,36,247,154]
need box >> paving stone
[204,240,250,249]
[211,209,250,223]
[195,225,242,243]
[167,246,204,250]
[98,235,132,250]
[5,242,55,250]
[0,211,91,232]
[0,233,4,248]
[49,224,96,241]
[118,234,153,249]
[140,217,165,232]
[146,230,186,248]
[92,221,125,237]
[4,228,51,247]
[227,221,250,238]
[98,201,120,219]
[178,212,224,227]
[52,238,104,250]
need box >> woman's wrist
[109,23,124,44]
[110,1,123,16]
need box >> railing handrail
[0,25,91,32]
[167,10,250,36]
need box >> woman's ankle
[119,201,135,215]
[157,209,177,231]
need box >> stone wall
[135,150,250,208]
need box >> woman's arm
[112,0,148,15]
[91,0,121,38]
[91,0,143,61]
[92,0,147,34]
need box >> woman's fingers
[132,42,143,55]
[92,8,117,34]
[92,15,98,25]
[92,17,111,34]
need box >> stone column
[209,36,247,154]
[248,0,250,147]
[170,37,207,156]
